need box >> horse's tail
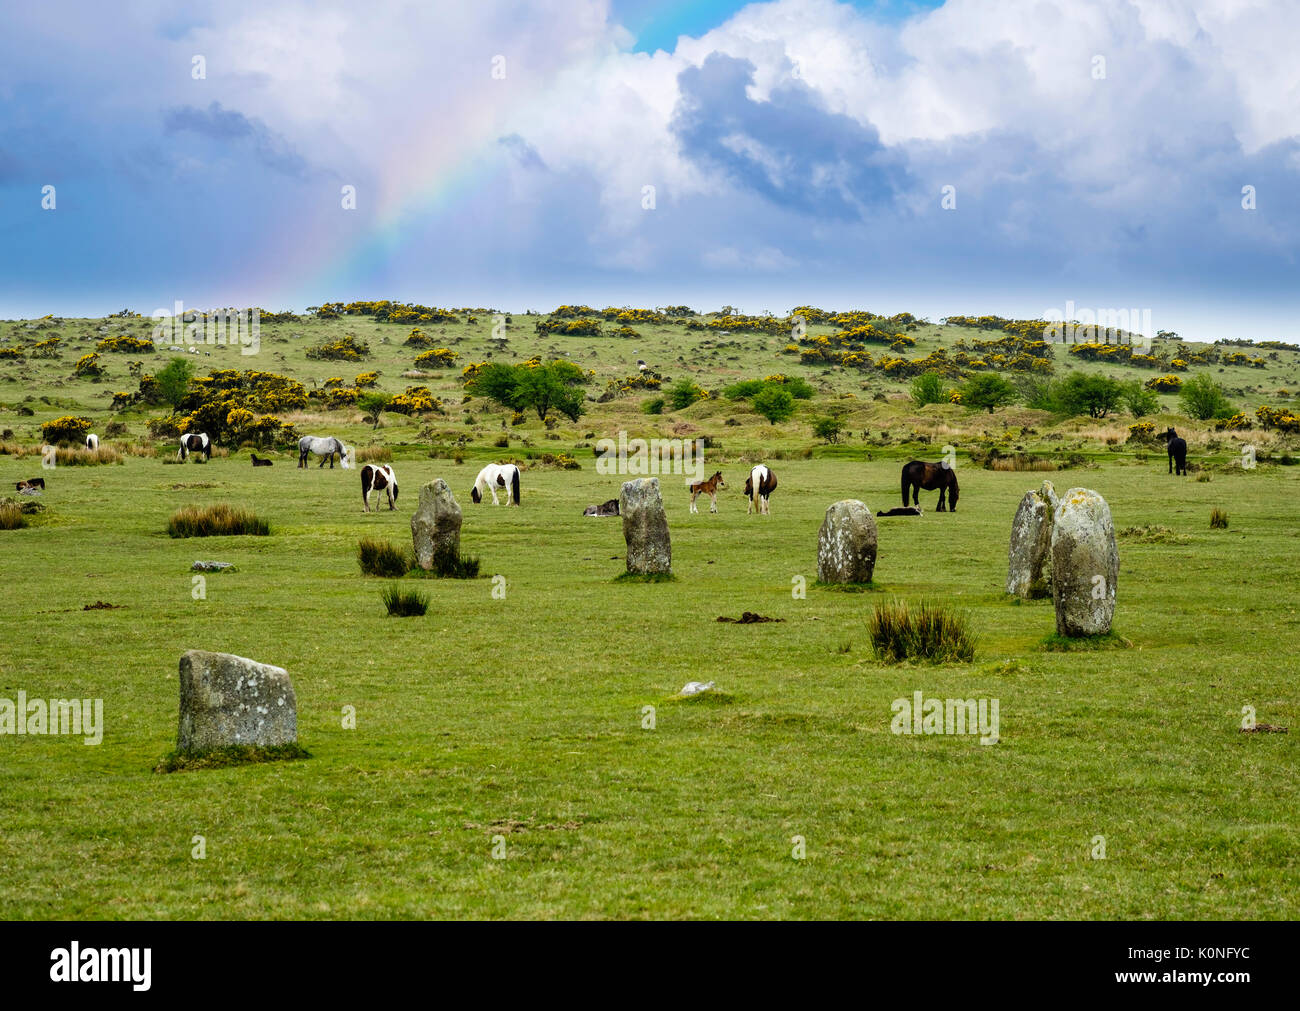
[511,467,520,505]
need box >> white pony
[84,433,99,451]
[178,432,211,461]
[360,464,398,512]
[471,463,520,505]
[744,464,777,515]
[298,435,349,469]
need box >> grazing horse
[743,464,777,515]
[360,463,399,512]
[689,471,726,514]
[84,434,99,451]
[901,459,958,512]
[1163,428,1188,476]
[583,499,620,517]
[250,453,273,467]
[178,433,211,461]
[299,435,349,469]
[471,463,521,505]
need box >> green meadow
[0,309,1296,919]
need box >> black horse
[901,460,959,512]
[1163,428,1187,475]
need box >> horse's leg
[690,491,698,514]
[936,486,946,512]
[710,492,718,513]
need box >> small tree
[359,392,394,431]
[752,386,795,425]
[812,415,843,443]
[962,373,1017,414]
[1056,373,1123,418]
[1179,374,1234,420]
[667,379,705,411]
[155,357,195,411]
[910,371,947,406]
[1121,380,1159,417]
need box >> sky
[0,0,1297,340]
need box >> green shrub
[358,538,410,577]
[868,599,977,663]
[752,386,795,425]
[642,396,665,415]
[910,371,947,406]
[667,379,706,411]
[168,504,269,538]
[1179,374,1234,420]
[812,415,843,443]
[381,585,429,617]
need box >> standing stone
[620,477,671,575]
[411,479,462,570]
[177,650,297,751]
[1050,488,1119,636]
[817,500,877,584]
[1006,480,1058,597]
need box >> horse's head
[1163,428,1178,441]
[713,471,726,489]
[471,485,482,503]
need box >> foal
[689,471,726,513]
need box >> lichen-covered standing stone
[620,477,671,575]
[1050,487,1119,636]
[411,479,462,570]
[817,500,877,584]
[177,650,297,751]
[1006,480,1057,597]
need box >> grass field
[0,310,1297,919]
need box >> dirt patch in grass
[82,601,123,610]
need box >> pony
[250,453,273,467]
[877,506,922,517]
[84,434,99,451]
[178,433,211,461]
[901,460,959,512]
[471,463,520,505]
[360,463,399,512]
[689,471,726,514]
[298,435,349,469]
[16,477,45,492]
[583,499,619,517]
[1163,428,1188,476]
[743,464,777,515]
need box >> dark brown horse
[901,460,959,512]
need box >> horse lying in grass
[1163,428,1188,476]
[744,464,776,515]
[689,471,725,513]
[471,463,520,505]
[877,506,922,517]
[583,499,619,517]
[361,463,398,512]
[901,459,958,512]
[299,435,349,469]
[250,453,273,467]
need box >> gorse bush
[168,504,269,538]
[868,599,977,663]
[667,379,706,411]
[358,537,410,578]
[381,585,428,617]
[41,415,92,445]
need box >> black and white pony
[298,435,349,469]
[470,463,520,505]
[361,464,399,512]
[178,433,211,461]
[1163,428,1188,476]
[84,434,99,451]
[743,464,777,515]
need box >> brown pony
[689,471,726,513]
[901,460,959,512]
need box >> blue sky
[0,0,1297,340]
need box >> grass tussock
[155,742,311,773]
[168,503,270,538]
[355,445,393,463]
[613,570,676,583]
[814,579,878,593]
[1118,524,1190,544]
[0,502,27,530]
[1210,507,1229,529]
[987,454,1058,472]
[1041,631,1132,652]
[382,584,428,617]
[868,598,977,664]
[413,546,481,579]
[358,537,411,577]
[52,446,123,466]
